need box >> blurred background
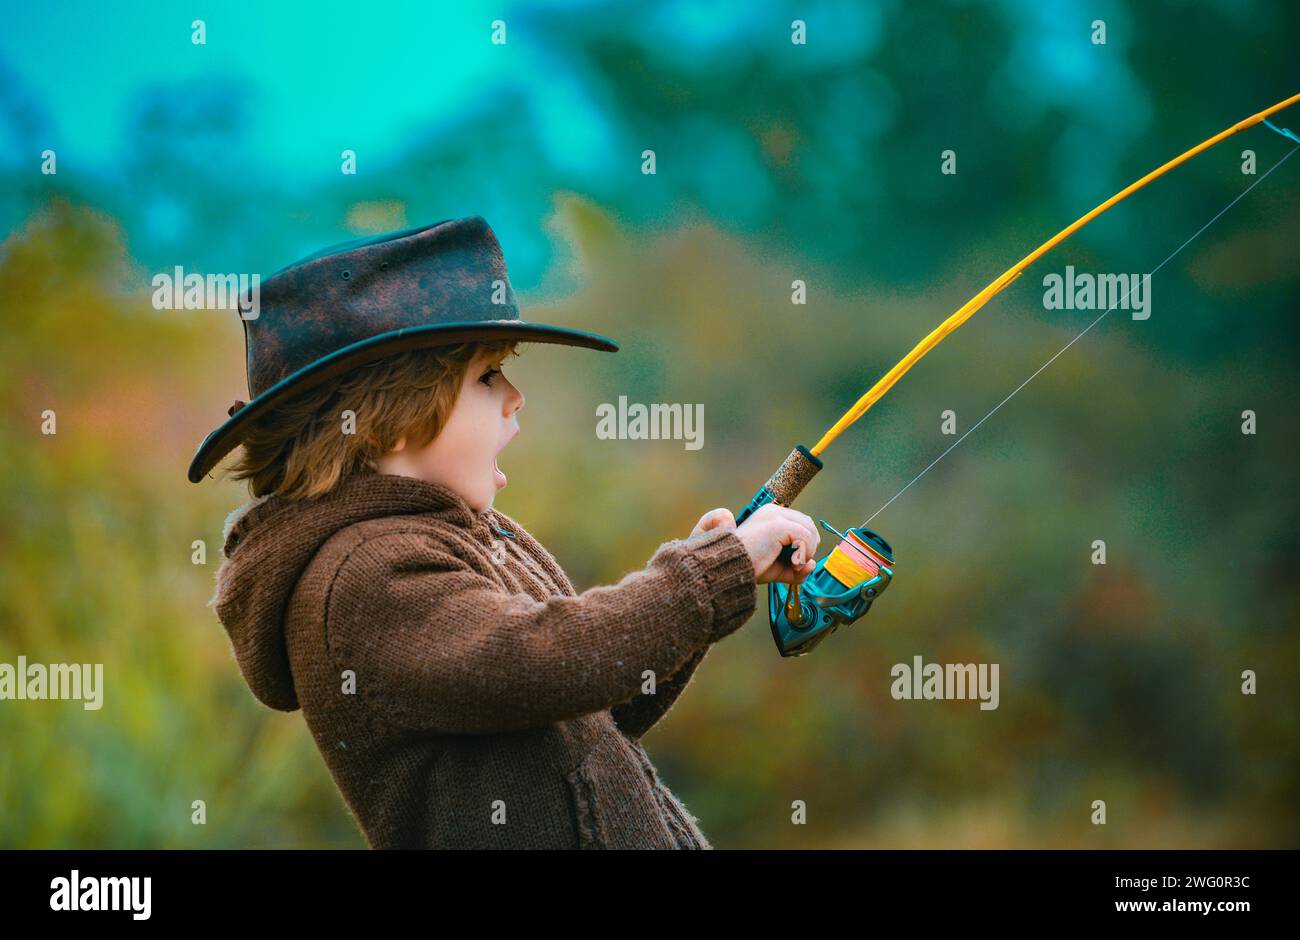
[1,0,1296,848]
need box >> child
[194,217,819,848]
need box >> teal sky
[0,0,615,180]
[0,0,1292,303]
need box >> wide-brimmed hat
[187,216,619,483]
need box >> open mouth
[493,430,516,488]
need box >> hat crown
[242,216,519,397]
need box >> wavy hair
[225,339,519,500]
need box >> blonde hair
[226,339,519,501]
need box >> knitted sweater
[210,471,758,848]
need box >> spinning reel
[766,519,894,656]
[735,445,897,657]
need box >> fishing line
[809,93,1300,460]
[865,143,1300,525]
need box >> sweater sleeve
[324,525,757,735]
[609,647,709,742]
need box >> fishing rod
[734,92,1300,657]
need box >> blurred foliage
[1,0,1297,848]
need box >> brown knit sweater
[210,471,757,848]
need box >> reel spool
[767,519,895,657]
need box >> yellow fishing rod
[733,92,1300,656]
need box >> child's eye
[479,368,500,387]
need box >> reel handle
[784,580,805,625]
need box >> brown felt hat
[187,216,619,483]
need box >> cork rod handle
[734,445,825,566]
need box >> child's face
[375,347,523,512]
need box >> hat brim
[187,320,619,483]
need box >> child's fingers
[781,538,815,574]
[784,515,819,557]
[773,559,816,584]
[758,553,816,584]
[787,526,816,564]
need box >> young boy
[193,217,819,849]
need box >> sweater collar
[223,471,489,556]
[212,471,502,713]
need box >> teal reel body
[767,519,895,657]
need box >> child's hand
[733,503,819,584]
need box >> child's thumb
[692,507,736,537]
[704,508,736,530]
